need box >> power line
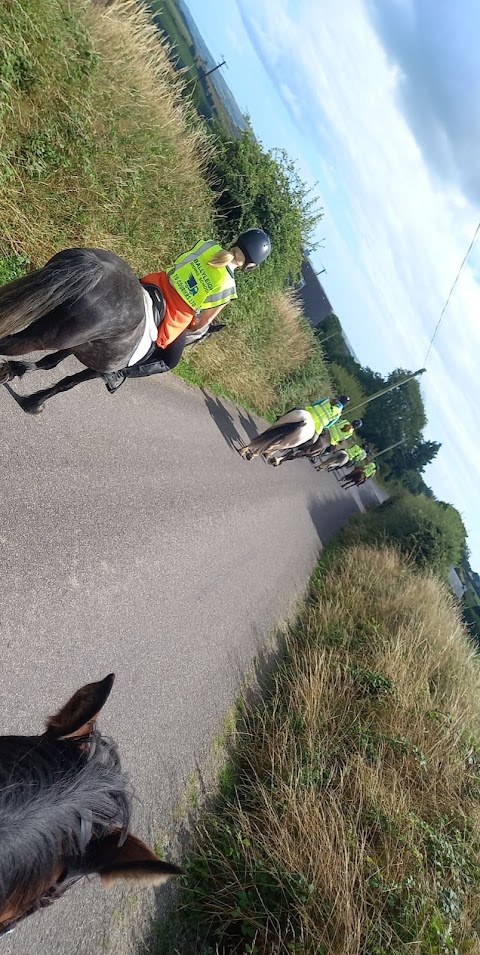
[424,219,480,365]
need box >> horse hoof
[238,448,252,460]
[8,360,35,378]
[20,398,44,415]
[0,363,14,384]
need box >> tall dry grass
[180,547,480,954]
[0,0,213,270]
[180,288,332,416]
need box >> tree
[210,125,322,286]
[389,440,441,479]
[361,369,427,451]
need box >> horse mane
[0,729,132,915]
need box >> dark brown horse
[0,675,182,939]
[341,466,366,489]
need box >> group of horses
[237,412,372,489]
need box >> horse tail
[330,451,349,470]
[246,420,302,458]
[262,421,303,453]
[0,248,105,339]
[266,421,301,442]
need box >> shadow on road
[201,389,259,450]
[306,474,387,551]
[237,410,259,441]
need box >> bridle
[0,870,85,939]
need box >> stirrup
[102,370,127,393]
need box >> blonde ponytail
[208,249,236,269]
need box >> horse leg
[267,437,312,465]
[268,447,295,465]
[30,348,72,371]
[304,432,331,459]
[18,368,100,415]
[2,348,73,382]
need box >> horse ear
[88,832,184,888]
[45,674,115,739]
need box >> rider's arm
[191,303,227,331]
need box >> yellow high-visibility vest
[327,418,354,445]
[305,400,341,435]
[347,444,366,462]
[168,240,237,313]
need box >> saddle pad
[128,288,158,366]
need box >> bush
[328,362,367,419]
[210,126,322,287]
[338,493,467,576]
[175,547,480,955]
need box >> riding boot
[102,352,171,393]
[102,370,128,393]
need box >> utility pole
[317,330,339,344]
[348,368,426,416]
[200,59,227,79]
[370,438,408,460]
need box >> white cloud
[279,82,302,120]
[238,0,480,560]
[225,22,247,56]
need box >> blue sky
[186,0,480,567]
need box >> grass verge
[167,545,480,955]
[179,288,332,417]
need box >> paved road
[0,365,385,955]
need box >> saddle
[142,283,166,328]
[103,284,167,393]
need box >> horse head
[0,675,182,937]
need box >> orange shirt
[140,271,195,349]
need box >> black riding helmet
[352,418,363,429]
[337,395,350,407]
[235,229,271,270]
